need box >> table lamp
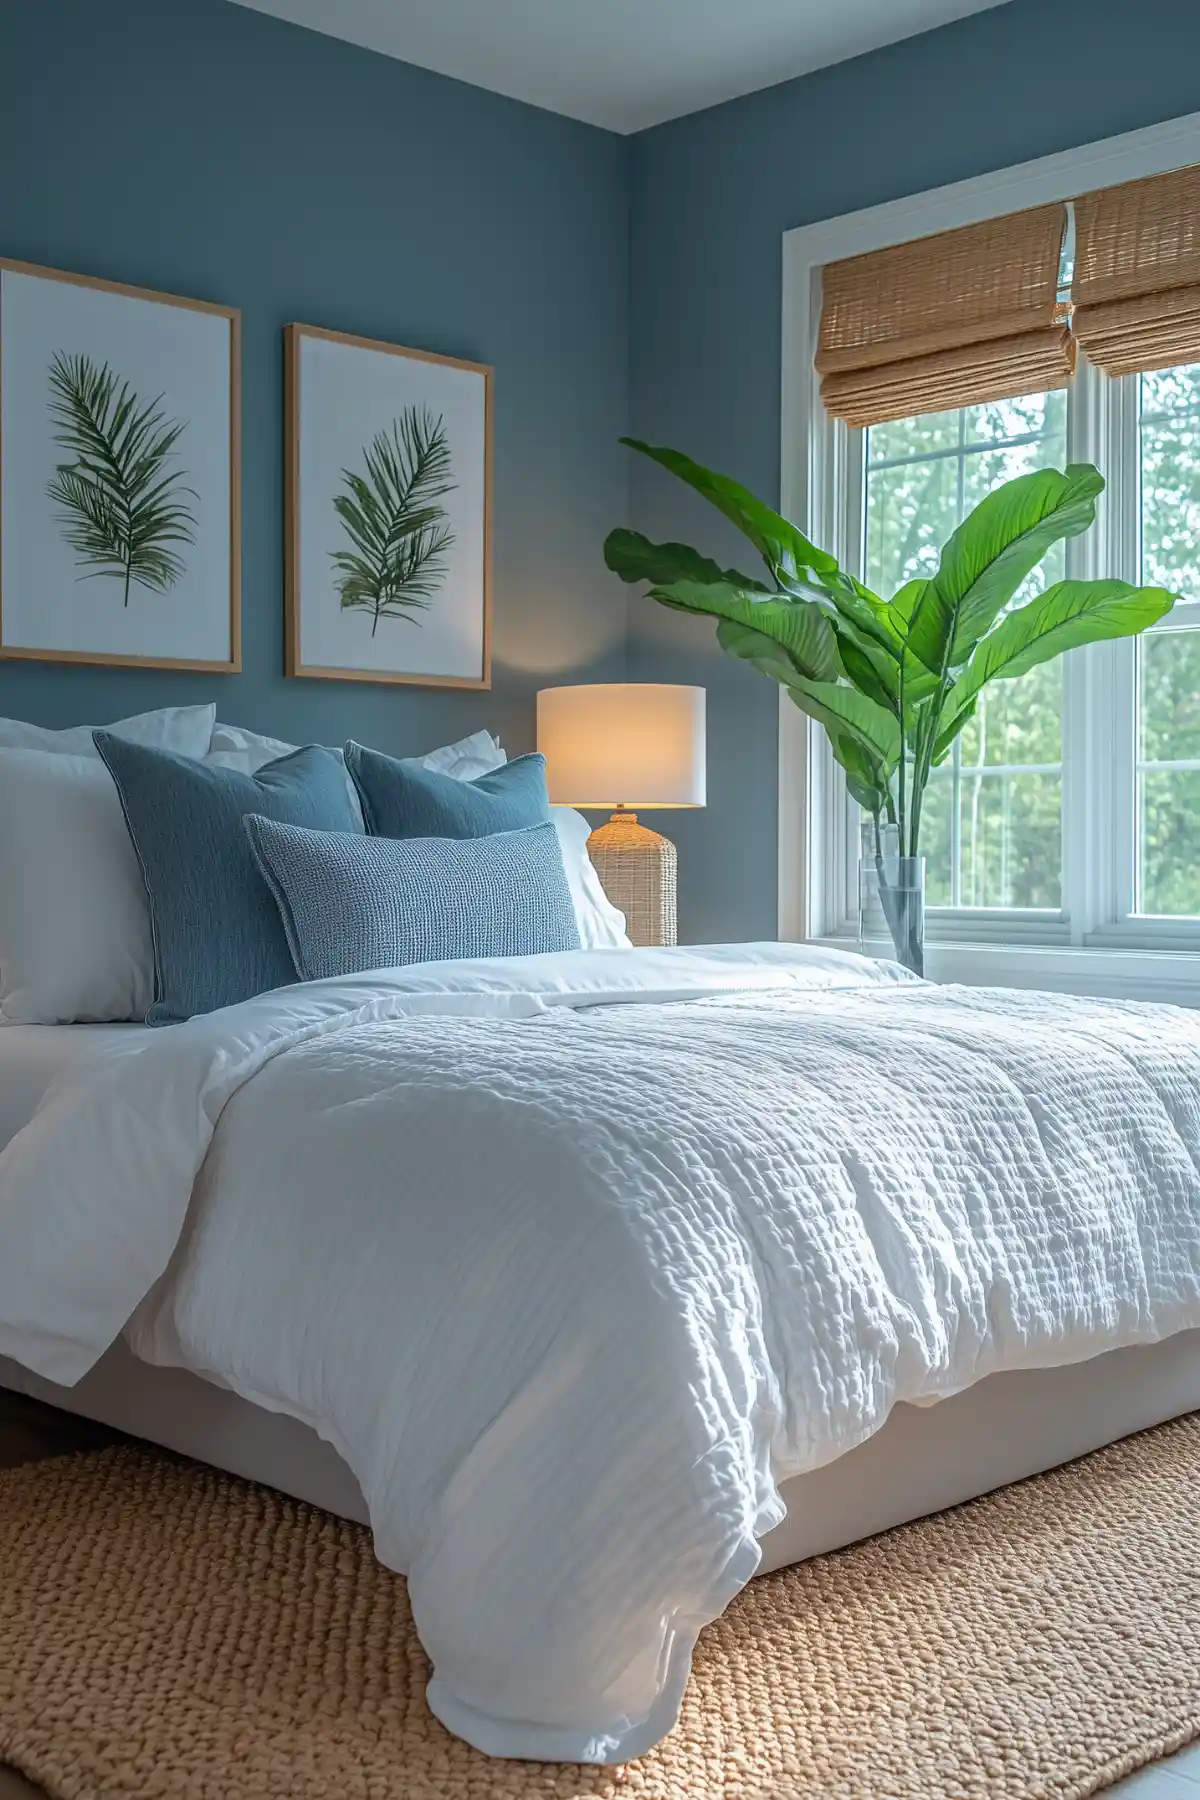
[536,683,706,947]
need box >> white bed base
[4,1331,1198,1576]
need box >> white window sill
[813,935,1200,1007]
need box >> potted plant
[606,440,1176,975]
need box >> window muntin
[863,392,1066,910]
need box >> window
[863,393,1067,912]
[782,119,1200,990]
[828,357,1200,951]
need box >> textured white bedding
[0,1022,150,1151]
[0,943,1198,1763]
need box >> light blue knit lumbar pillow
[93,734,363,1024]
[245,816,582,982]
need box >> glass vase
[858,821,925,978]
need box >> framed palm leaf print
[0,258,240,671]
[285,323,492,689]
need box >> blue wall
[7,0,1200,941]
[0,0,629,756]
[629,0,1200,942]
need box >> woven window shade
[817,205,1073,428]
[1073,165,1200,376]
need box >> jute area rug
[1,1419,1199,1800]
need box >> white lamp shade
[536,683,706,809]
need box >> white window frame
[779,109,1200,1002]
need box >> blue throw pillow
[94,734,363,1024]
[245,816,581,982]
[345,742,550,839]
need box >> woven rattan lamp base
[587,810,677,948]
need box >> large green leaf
[883,577,928,641]
[828,623,898,714]
[827,729,892,817]
[931,699,977,765]
[770,551,902,657]
[940,578,1177,743]
[603,527,769,594]
[881,578,942,687]
[905,465,1105,675]
[711,621,894,812]
[645,576,842,682]
[825,606,940,726]
[717,624,888,811]
[620,438,838,579]
[785,677,902,771]
[715,618,816,685]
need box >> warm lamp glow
[536,684,706,809]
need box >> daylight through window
[863,393,1067,911]
[835,354,1200,944]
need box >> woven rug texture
[0,1417,1198,1800]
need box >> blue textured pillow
[94,734,363,1024]
[345,742,550,840]
[245,816,581,981]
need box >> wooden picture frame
[0,257,241,672]
[285,322,492,689]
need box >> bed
[1,940,1199,1765]
[5,1331,1199,1580]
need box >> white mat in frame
[285,320,491,690]
[0,257,240,673]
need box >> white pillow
[207,722,505,779]
[0,704,215,760]
[204,722,303,772]
[418,729,507,780]
[205,726,506,825]
[551,808,630,949]
[0,750,154,1025]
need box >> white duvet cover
[1,942,1199,1763]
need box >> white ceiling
[230,0,1014,134]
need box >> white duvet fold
[1,942,1199,1763]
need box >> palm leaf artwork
[331,408,455,636]
[45,352,197,606]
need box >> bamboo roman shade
[1073,165,1200,376]
[816,206,1073,429]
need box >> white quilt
[1,942,1199,1763]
